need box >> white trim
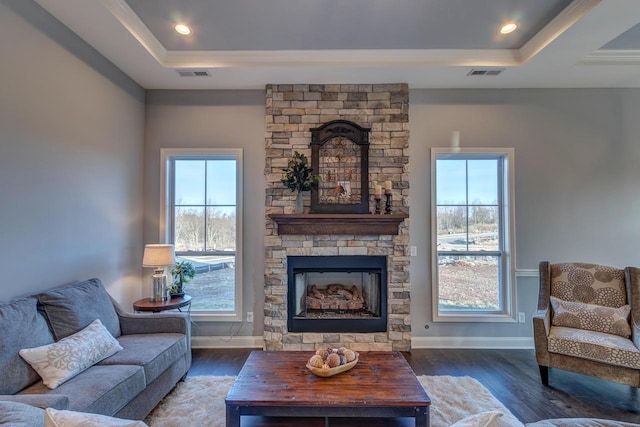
[159,149,169,243]
[429,313,518,323]
[100,0,599,69]
[578,49,640,65]
[159,148,243,321]
[100,0,166,64]
[191,335,264,349]
[193,335,534,350]
[516,269,539,278]
[191,313,242,322]
[411,336,534,350]
[163,49,520,68]
[519,0,601,63]
[430,148,516,323]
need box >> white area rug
[145,376,236,427]
[145,375,523,427]
[417,375,523,427]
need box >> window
[161,148,242,321]
[431,148,515,322]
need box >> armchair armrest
[117,311,191,337]
[0,394,69,410]
[533,261,553,366]
[532,306,551,365]
[532,308,551,336]
[626,266,640,349]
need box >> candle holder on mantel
[374,196,382,214]
[384,191,392,214]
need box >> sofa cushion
[19,319,123,389]
[44,408,147,427]
[0,394,69,410]
[19,364,146,416]
[0,297,55,394]
[98,333,188,384]
[0,401,45,426]
[548,326,640,369]
[550,263,626,308]
[550,296,631,338]
[36,278,121,340]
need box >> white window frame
[430,147,516,323]
[160,148,243,322]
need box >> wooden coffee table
[225,350,430,426]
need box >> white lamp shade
[142,244,175,267]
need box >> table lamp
[142,244,175,301]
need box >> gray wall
[143,90,265,337]
[410,89,640,342]
[0,0,145,304]
[143,88,640,343]
[5,0,639,343]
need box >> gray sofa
[0,278,191,422]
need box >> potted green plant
[170,261,196,298]
[282,151,321,213]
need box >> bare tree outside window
[431,149,515,322]
[166,154,241,315]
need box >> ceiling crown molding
[100,0,166,64]
[163,49,521,68]
[578,49,640,65]
[101,0,601,70]
[519,0,601,62]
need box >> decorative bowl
[306,353,359,377]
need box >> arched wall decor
[310,120,371,214]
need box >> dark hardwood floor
[190,348,640,426]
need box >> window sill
[190,312,242,322]
[432,313,517,323]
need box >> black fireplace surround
[287,255,387,333]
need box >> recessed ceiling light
[500,23,518,34]
[174,24,191,35]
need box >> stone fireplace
[264,83,410,351]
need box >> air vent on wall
[176,70,212,77]
[466,68,505,76]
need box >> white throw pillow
[451,411,504,427]
[19,319,122,389]
[44,408,147,427]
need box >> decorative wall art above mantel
[310,120,371,214]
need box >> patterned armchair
[533,262,640,387]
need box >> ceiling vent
[466,68,505,76]
[176,70,212,77]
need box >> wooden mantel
[269,213,408,235]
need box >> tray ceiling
[33,0,640,89]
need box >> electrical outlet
[246,312,254,323]
[518,312,525,323]
[410,246,417,257]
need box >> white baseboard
[411,336,534,349]
[192,335,264,349]
[192,335,532,350]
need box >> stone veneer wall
[264,83,410,351]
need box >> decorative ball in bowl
[306,347,359,377]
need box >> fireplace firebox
[287,255,387,333]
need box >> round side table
[133,295,191,313]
